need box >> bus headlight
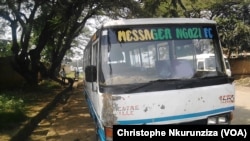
[207,113,233,125]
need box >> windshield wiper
[124,79,179,93]
[196,75,225,79]
[125,76,228,93]
[177,76,227,89]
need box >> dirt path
[231,85,250,124]
[27,81,95,141]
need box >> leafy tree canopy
[0,0,144,85]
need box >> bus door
[85,39,100,120]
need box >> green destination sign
[117,27,214,42]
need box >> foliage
[216,18,250,48]
[0,0,144,86]
[141,0,250,55]
[67,71,84,79]
[0,94,25,113]
[38,79,62,89]
[212,0,250,55]
[141,0,188,17]
[0,39,12,57]
[0,78,62,128]
[0,94,26,128]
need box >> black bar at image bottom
[113,125,250,141]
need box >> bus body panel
[84,83,235,125]
[111,84,234,125]
[84,82,102,120]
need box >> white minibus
[83,18,235,141]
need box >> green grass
[66,71,84,79]
[0,94,26,129]
[39,79,62,89]
[0,79,62,129]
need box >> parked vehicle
[83,18,235,141]
[196,54,232,77]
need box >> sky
[70,16,111,60]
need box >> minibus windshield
[100,25,225,85]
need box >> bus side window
[109,46,124,63]
[85,65,97,82]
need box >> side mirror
[85,65,97,82]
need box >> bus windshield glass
[100,25,225,85]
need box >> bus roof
[102,18,216,27]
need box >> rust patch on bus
[102,94,117,126]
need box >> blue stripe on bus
[117,106,234,125]
[84,90,106,141]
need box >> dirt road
[231,85,250,124]
[27,82,95,141]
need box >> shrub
[0,94,26,128]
